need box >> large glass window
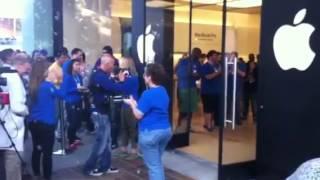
[0,0,54,54]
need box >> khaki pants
[120,107,137,148]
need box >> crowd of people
[0,46,172,180]
[175,48,259,131]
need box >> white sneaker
[89,169,104,176]
[106,167,119,174]
[53,149,66,155]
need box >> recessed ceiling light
[146,0,175,8]
[183,0,261,8]
[219,0,262,8]
[183,0,220,4]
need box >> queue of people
[0,46,172,180]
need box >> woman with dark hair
[31,49,40,62]
[29,59,62,180]
[124,63,172,180]
[61,59,84,149]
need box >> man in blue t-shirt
[200,50,223,131]
[175,47,202,130]
[227,52,246,125]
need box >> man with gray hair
[11,53,32,89]
[83,54,129,176]
[0,49,29,180]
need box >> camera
[0,66,18,105]
[0,92,9,105]
[110,94,129,104]
[111,67,130,81]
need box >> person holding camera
[118,57,139,158]
[28,59,63,180]
[124,63,172,180]
[83,54,130,176]
[0,49,29,180]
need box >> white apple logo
[137,24,156,64]
[273,8,315,71]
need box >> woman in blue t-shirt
[124,63,172,180]
[61,59,84,148]
[29,60,62,180]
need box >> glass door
[220,1,261,179]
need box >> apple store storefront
[3,0,320,179]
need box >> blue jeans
[83,112,111,174]
[139,128,172,180]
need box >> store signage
[194,32,217,41]
[137,24,156,64]
[273,8,315,71]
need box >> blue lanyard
[74,75,80,85]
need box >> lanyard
[74,75,81,85]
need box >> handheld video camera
[0,67,18,105]
[111,66,130,81]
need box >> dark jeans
[243,91,257,120]
[81,95,94,132]
[212,94,223,126]
[227,91,241,125]
[29,121,55,179]
[83,112,111,174]
[110,101,121,148]
[66,102,82,144]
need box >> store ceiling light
[146,0,175,8]
[183,0,220,4]
[183,0,261,8]
[221,0,262,8]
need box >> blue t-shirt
[122,75,139,108]
[228,61,247,94]
[176,57,201,89]
[137,86,171,131]
[61,73,83,104]
[30,81,62,125]
[61,59,83,103]
[200,62,223,95]
[62,60,72,74]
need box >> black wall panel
[257,0,320,178]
